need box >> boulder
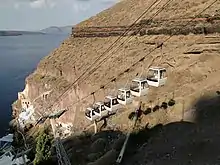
[90,138,107,153]
[87,149,118,165]
[87,152,103,162]
[112,136,126,151]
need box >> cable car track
[78,0,219,89]
[37,0,167,113]
[34,0,218,134]
[36,0,217,126]
[63,0,218,114]
[75,0,176,87]
[35,0,218,128]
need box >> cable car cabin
[117,88,133,105]
[130,78,149,97]
[93,102,109,117]
[147,67,167,87]
[104,95,121,112]
[85,107,99,121]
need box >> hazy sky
[0,0,117,31]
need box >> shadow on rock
[60,92,220,165]
[122,92,220,165]
[62,130,124,165]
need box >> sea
[0,34,68,137]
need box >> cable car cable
[74,0,174,99]
[82,0,174,83]
[45,0,178,117]
[67,0,163,73]
[64,0,217,110]
[38,0,217,120]
[41,0,164,112]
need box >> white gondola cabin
[93,102,109,117]
[104,95,121,112]
[130,77,149,97]
[85,107,99,121]
[117,88,133,105]
[147,67,167,87]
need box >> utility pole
[16,119,27,165]
[181,99,185,121]
[94,120,97,134]
[116,110,139,164]
[50,118,71,165]
[116,132,131,163]
[21,150,27,165]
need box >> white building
[18,105,36,128]
[0,149,29,165]
[0,134,30,165]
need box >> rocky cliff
[13,0,220,137]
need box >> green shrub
[33,128,53,165]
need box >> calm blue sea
[0,34,68,136]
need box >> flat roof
[95,101,104,106]
[118,88,130,92]
[132,77,148,82]
[106,95,117,99]
[86,107,94,111]
[149,66,166,70]
[0,134,13,143]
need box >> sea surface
[0,34,68,137]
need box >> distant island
[0,26,72,36]
[40,26,72,34]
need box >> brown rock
[87,152,103,162]
[90,138,107,153]
[87,149,118,165]
[112,136,126,151]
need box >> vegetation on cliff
[33,127,53,165]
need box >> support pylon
[50,119,71,165]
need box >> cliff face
[15,0,220,134]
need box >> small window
[92,110,95,116]
[154,70,159,79]
[85,111,91,117]
[112,99,119,105]
[104,100,111,108]
[101,105,105,111]
[118,93,125,101]
[94,107,99,113]
[141,82,148,89]
[131,81,139,91]
[160,70,167,79]
[126,91,130,98]
[141,83,144,89]
[5,152,10,157]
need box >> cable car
[117,88,133,105]
[130,77,149,97]
[85,107,99,121]
[93,102,109,117]
[104,95,121,112]
[147,67,167,87]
